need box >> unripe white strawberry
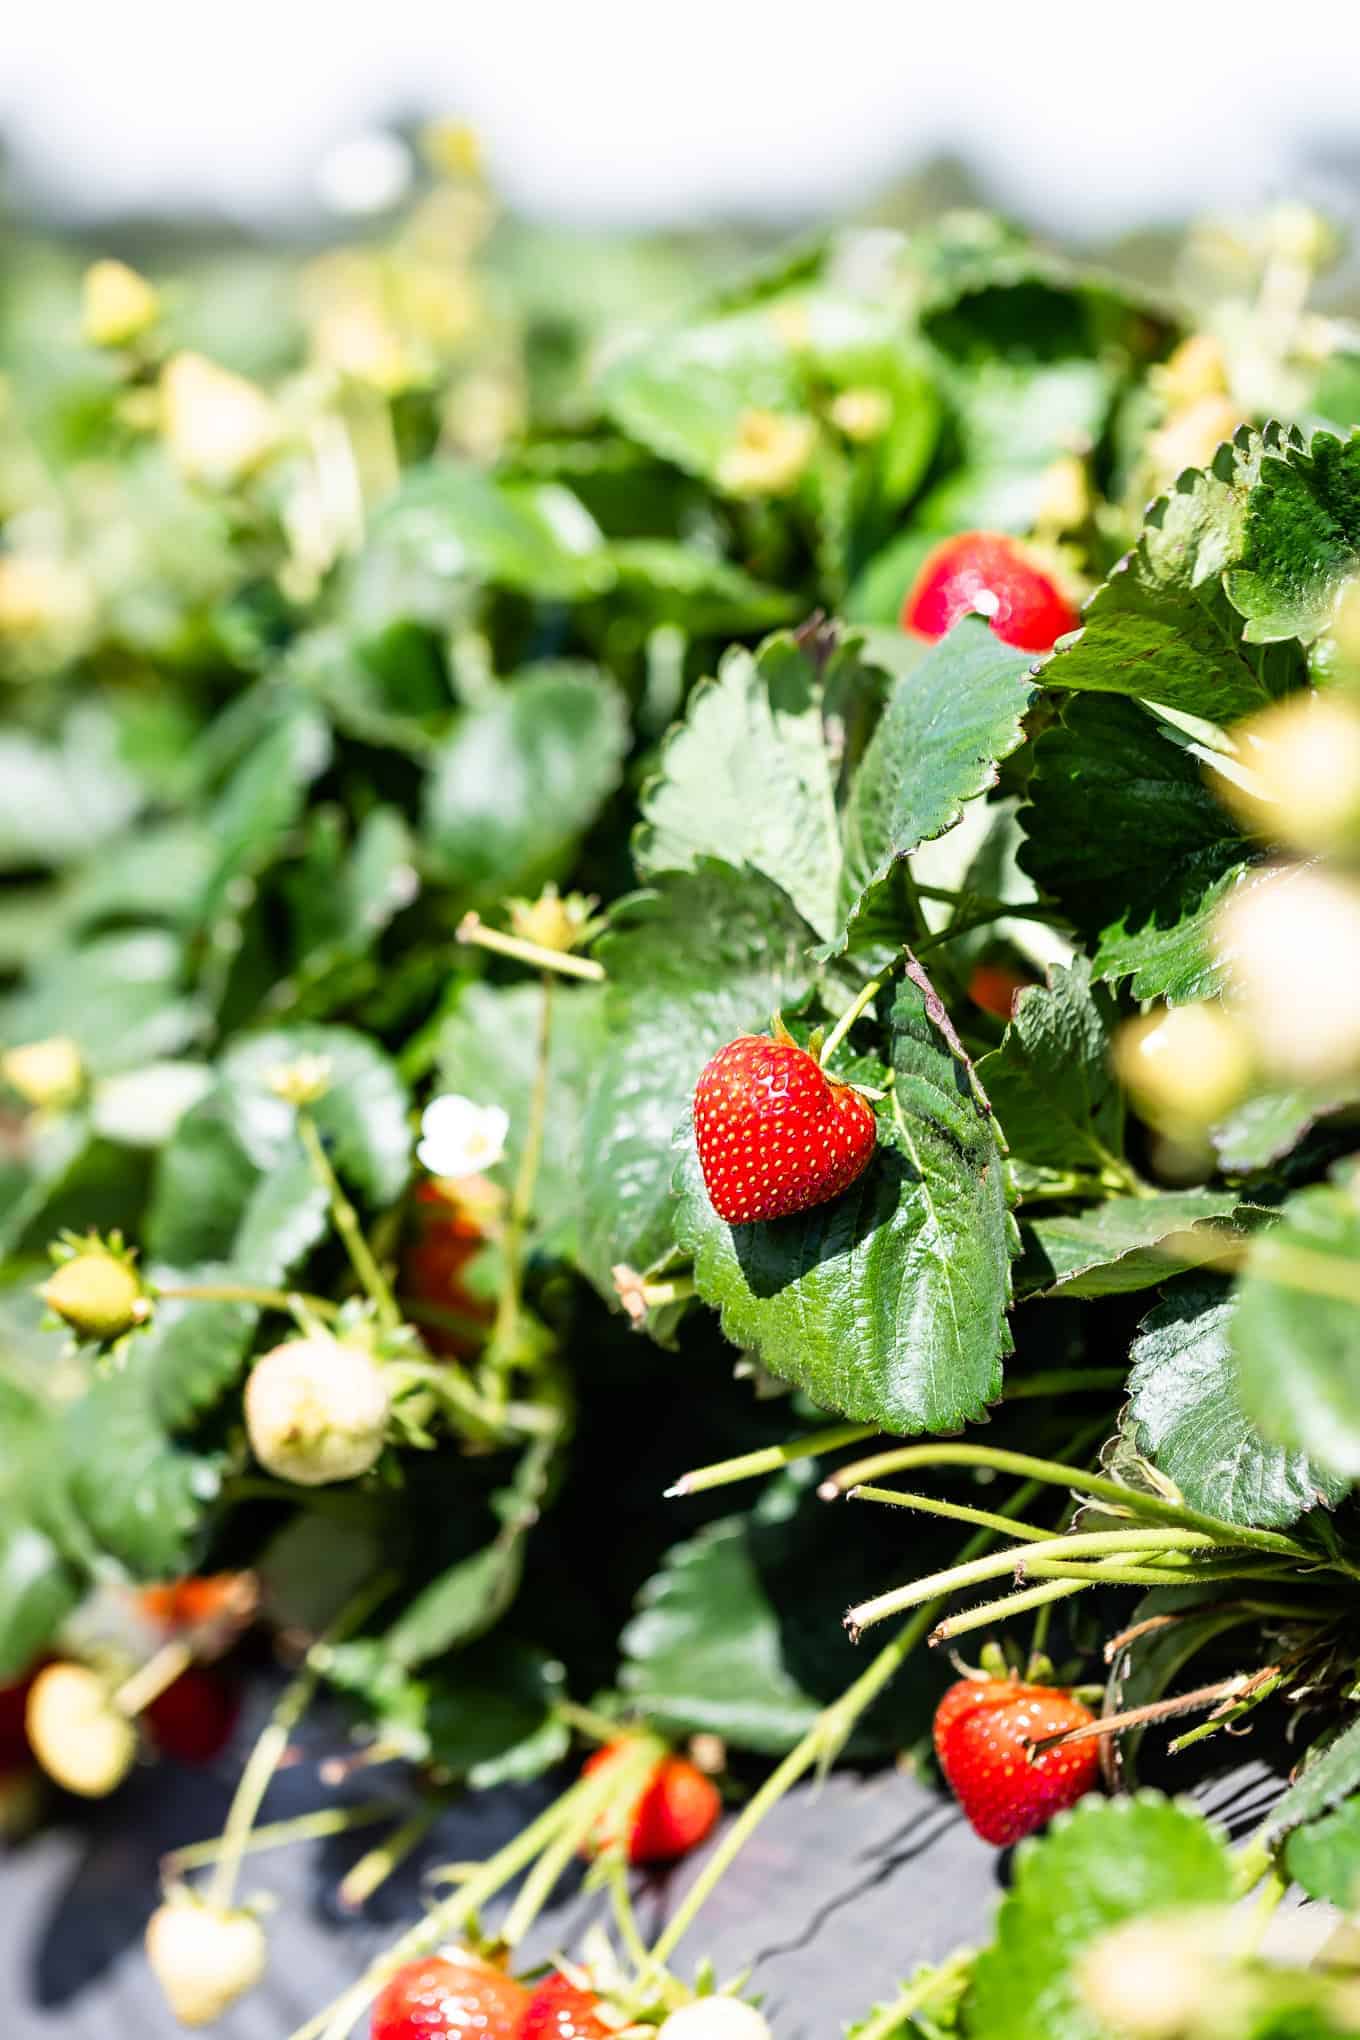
[244,1334,391,1486]
[145,1895,267,2028]
[657,2001,772,2040]
[1077,1910,1233,2038]
[1216,867,1360,1082]
[25,1662,137,1797]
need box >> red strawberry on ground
[144,1664,241,1765]
[370,1952,530,2039]
[902,532,1080,653]
[933,1675,1101,1845]
[582,1739,721,1865]
[694,1035,877,1225]
[521,1972,613,2039]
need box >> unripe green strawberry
[41,1246,147,1341]
[25,1661,137,1798]
[145,1894,267,2028]
[244,1334,391,1486]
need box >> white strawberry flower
[417,1094,510,1179]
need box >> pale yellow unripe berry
[716,410,816,498]
[245,1335,391,1486]
[657,2002,772,2040]
[1113,1003,1253,1129]
[1216,866,1360,1082]
[82,259,159,348]
[161,353,281,487]
[1153,333,1230,408]
[1077,1912,1228,2038]
[1146,394,1243,489]
[146,1897,267,2028]
[1215,693,1360,857]
[828,387,893,444]
[25,1663,137,1798]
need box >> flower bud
[1113,1002,1253,1130]
[244,1335,391,1486]
[161,352,281,487]
[1214,693,1360,857]
[41,1248,148,1342]
[658,2002,772,2040]
[507,887,599,954]
[264,1053,333,1107]
[82,259,159,349]
[2,1036,83,1110]
[1216,867,1360,1082]
[25,1663,137,1797]
[1146,394,1242,489]
[716,410,816,498]
[145,1895,267,2028]
[828,387,892,444]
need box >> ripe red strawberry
[902,532,1079,653]
[582,1740,721,1865]
[520,1973,613,2040]
[694,1035,877,1225]
[144,1665,241,1765]
[370,1951,530,2039]
[933,1676,1101,1845]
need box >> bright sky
[2,0,1357,235]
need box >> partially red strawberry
[902,533,1079,653]
[402,1182,494,1360]
[370,1952,530,2039]
[144,1665,240,1765]
[139,1572,255,1635]
[694,1035,876,1225]
[520,1973,613,2039]
[933,1675,1101,1845]
[582,1739,721,1865]
[967,962,1034,1022]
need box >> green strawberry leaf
[364,463,612,603]
[837,620,1035,939]
[323,1636,568,1788]
[1266,1714,1360,1845]
[422,662,629,897]
[965,1794,1236,2040]
[1211,1082,1360,1175]
[1283,1797,1360,1907]
[0,710,142,872]
[1018,694,1261,1002]
[675,970,1013,1433]
[1042,429,1303,721]
[579,861,820,1296]
[197,701,333,924]
[0,929,202,1075]
[619,1470,937,1755]
[604,540,797,633]
[1018,1191,1256,1298]
[1224,427,1360,643]
[1129,1279,1347,1529]
[1232,1174,1360,1480]
[634,628,849,941]
[435,980,605,1261]
[0,1508,80,1680]
[977,958,1124,1178]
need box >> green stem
[488,973,553,1410]
[113,1638,194,1718]
[457,912,605,982]
[929,1578,1090,1644]
[844,1528,1221,1641]
[605,1855,654,1983]
[498,1739,657,1950]
[847,1486,1059,1541]
[164,1801,393,1880]
[819,1442,1318,1566]
[209,1573,395,1914]
[820,974,886,1067]
[158,1280,338,1320]
[850,1950,974,2040]
[298,1115,400,1331]
[668,1423,879,1498]
[555,1698,627,1745]
[913,901,1066,955]
[644,1480,1046,1974]
[337,1802,445,1913]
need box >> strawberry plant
[1,153,1360,2039]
